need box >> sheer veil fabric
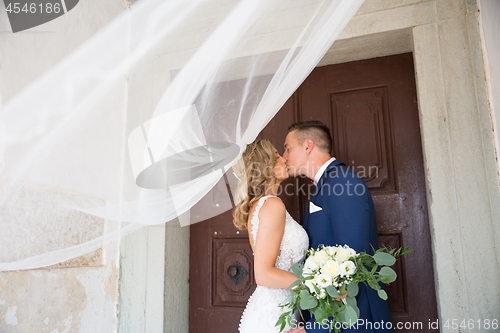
[0,0,363,271]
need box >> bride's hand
[286,327,306,333]
[334,291,348,301]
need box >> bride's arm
[253,197,299,289]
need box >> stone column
[412,11,500,331]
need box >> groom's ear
[305,139,315,155]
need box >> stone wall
[478,0,500,183]
[0,0,127,332]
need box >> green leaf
[374,252,396,266]
[379,267,397,283]
[345,296,357,307]
[287,279,301,290]
[368,280,380,291]
[353,304,360,318]
[344,305,359,326]
[300,296,311,310]
[300,288,311,299]
[314,307,326,320]
[347,282,359,297]
[313,282,321,295]
[292,264,304,279]
[326,285,340,298]
[340,283,347,296]
[301,296,318,310]
[378,289,388,300]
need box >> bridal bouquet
[276,244,412,333]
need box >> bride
[234,139,309,332]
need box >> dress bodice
[239,195,309,333]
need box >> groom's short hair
[287,120,332,154]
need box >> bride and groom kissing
[234,121,393,333]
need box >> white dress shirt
[313,157,336,185]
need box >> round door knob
[227,265,239,277]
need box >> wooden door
[189,53,438,332]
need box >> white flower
[304,279,316,293]
[321,260,341,279]
[304,256,319,272]
[326,246,339,256]
[340,260,356,276]
[348,247,357,258]
[313,250,329,265]
[303,267,314,277]
[319,290,327,299]
[335,247,352,262]
[315,274,332,288]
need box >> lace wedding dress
[239,195,309,332]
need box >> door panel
[189,53,438,332]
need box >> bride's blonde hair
[233,139,277,230]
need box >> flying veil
[0,0,364,271]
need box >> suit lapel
[304,203,310,231]
[304,159,346,231]
[313,159,346,196]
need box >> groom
[283,121,393,333]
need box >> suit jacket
[303,159,394,333]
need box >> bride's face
[273,148,289,181]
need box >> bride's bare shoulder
[248,196,285,221]
[258,197,285,221]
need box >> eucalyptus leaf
[345,296,357,307]
[292,264,304,279]
[313,283,321,294]
[309,297,318,309]
[339,308,346,323]
[368,281,380,291]
[379,267,397,283]
[300,289,311,299]
[354,304,360,318]
[300,296,311,310]
[326,285,340,298]
[314,307,326,320]
[301,296,318,310]
[287,279,301,290]
[344,305,359,326]
[307,297,319,309]
[340,283,346,296]
[347,282,359,297]
[378,289,388,300]
[374,252,396,266]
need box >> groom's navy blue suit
[303,159,393,333]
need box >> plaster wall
[478,0,500,183]
[0,0,127,332]
[118,49,190,333]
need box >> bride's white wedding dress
[239,195,310,332]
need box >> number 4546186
[6,2,61,14]
[444,319,498,330]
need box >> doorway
[189,53,438,332]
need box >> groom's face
[283,130,307,177]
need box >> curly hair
[233,139,277,230]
